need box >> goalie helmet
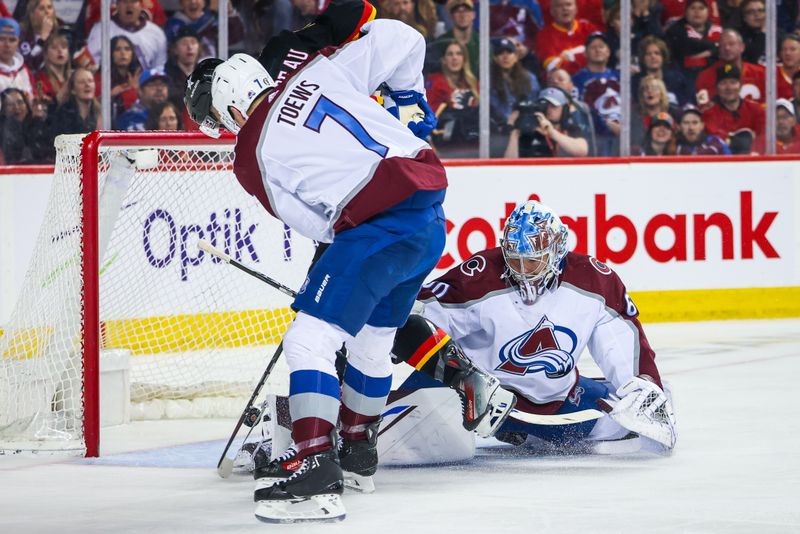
[185,54,275,138]
[500,200,569,304]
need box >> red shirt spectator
[661,0,720,27]
[539,0,604,30]
[695,29,765,106]
[702,64,764,154]
[535,0,598,75]
[83,0,166,35]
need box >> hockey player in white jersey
[391,200,677,455]
[184,4,447,523]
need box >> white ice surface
[2,319,800,534]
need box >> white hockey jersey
[419,248,661,411]
[233,20,448,243]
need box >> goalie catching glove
[601,376,677,450]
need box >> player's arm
[331,19,436,139]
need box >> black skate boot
[338,419,380,493]
[445,345,517,437]
[254,448,345,523]
[254,445,301,491]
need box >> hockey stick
[197,239,300,478]
[198,239,298,299]
[508,408,605,426]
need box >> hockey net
[0,132,314,456]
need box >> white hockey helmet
[500,200,569,303]
[186,54,275,138]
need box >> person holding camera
[504,87,590,158]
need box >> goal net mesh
[0,134,314,454]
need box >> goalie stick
[508,407,605,426]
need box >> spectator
[631,75,680,152]
[490,37,541,129]
[675,104,731,154]
[0,87,51,163]
[571,32,618,98]
[633,35,693,106]
[535,0,599,75]
[738,0,766,65]
[604,0,663,70]
[702,63,764,154]
[776,98,800,154]
[165,26,200,105]
[94,35,141,122]
[539,0,603,29]
[0,18,35,100]
[546,67,596,154]
[662,0,721,28]
[665,0,721,86]
[165,0,245,58]
[635,111,677,156]
[115,67,170,130]
[86,0,167,70]
[487,0,544,53]
[431,0,478,76]
[426,40,479,153]
[382,0,439,39]
[19,0,60,71]
[146,100,183,130]
[504,86,590,157]
[81,0,168,35]
[695,28,765,107]
[718,0,743,29]
[50,66,101,135]
[32,29,71,107]
[792,71,800,121]
[778,34,800,99]
[581,74,621,156]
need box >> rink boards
[1,156,799,336]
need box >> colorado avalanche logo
[495,316,577,378]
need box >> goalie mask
[500,200,569,304]
[185,54,275,138]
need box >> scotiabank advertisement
[1,158,799,324]
[436,159,800,291]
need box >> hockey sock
[340,362,391,441]
[288,369,340,459]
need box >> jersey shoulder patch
[559,253,637,317]
[418,248,509,305]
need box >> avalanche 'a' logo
[495,316,577,378]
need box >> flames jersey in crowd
[232,19,447,243]
[418,248,661,409]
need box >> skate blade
[255,494,345,523]
[344,473,375,494]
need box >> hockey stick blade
[198,239,297,299]
[218,457,235,478]
[508,408,605,426]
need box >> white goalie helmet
[186,54,276,138]
[500,200,569,304]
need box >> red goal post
[0,132,314,457]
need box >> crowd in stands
[0,0,797,163]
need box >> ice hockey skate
[445,344,517,438]
[254,448,345,523]
[338,419,380,493]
